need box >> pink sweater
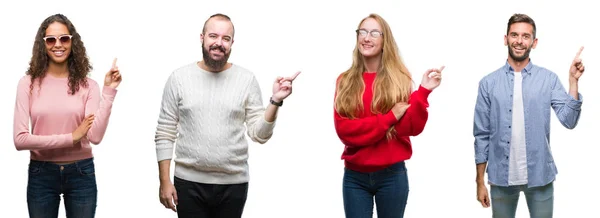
[13,74,117,162]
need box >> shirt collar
[503,59,534,75]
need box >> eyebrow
[44,34,70,37]
[359,28,382,32]
[510,32,531,35]
[208,33,232,37]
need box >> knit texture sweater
[155,62,275,184]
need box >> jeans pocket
[78,162,95,176]
[385,162,407,174]
[28,164,41,176]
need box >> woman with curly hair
[334,13,443,218]
[13,13,122,218]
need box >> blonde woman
[334,13,443,218]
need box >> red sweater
[334,72,431,173]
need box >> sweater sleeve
[334,109,398,147]
[155,73,180,162]
[394,85,431,136]
[85,80,117,145]
[13,76,73,150]
[244,76,275,144]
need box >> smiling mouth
[513,49,526,54]
[362,44,374,49]
[210,48,225,54]
[512,45,527,51]
[52,50,66,56]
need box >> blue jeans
[343,161,409,218]
[27,158,97,218]
[490,182,554,218]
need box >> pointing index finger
[289,71,301,80]
[575,46,584,59]
[112,58,118,69]
[439,65,445,72]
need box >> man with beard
[154,13,301,218]
[472,13,586,217]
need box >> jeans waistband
[29,157,94,170]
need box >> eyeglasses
[43,35,72,46]
[356,29,383,38]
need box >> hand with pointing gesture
[104,58,122,88]
[569,46,585,81]
[272,71,301,103]
[421,66,445,91]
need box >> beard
[508,43,532,62]
[202,43,230,70]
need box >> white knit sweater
[155,62,275,184]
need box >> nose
[214,37,223,46]
[54,39,63,48]
[362,35,372,42]
[516,36,524,43]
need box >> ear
[200,33,204,44]
[504,35,508,46]
[532,38,538,49]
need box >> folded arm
[334,108,398,147]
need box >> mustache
[511,43,527,49]
[209,45,226,53]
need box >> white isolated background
[0,0,598,217]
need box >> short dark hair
[507,13,536,38]
[202,13,235,37]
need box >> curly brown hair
[27,14,92,95]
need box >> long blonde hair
[335,13,413,139]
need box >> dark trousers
[174,176,249,218]
[27,158,97,218]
